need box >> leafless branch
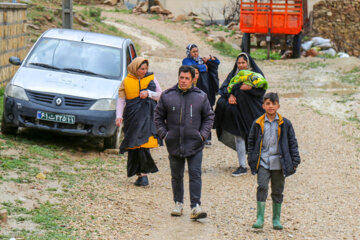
[221,0,240,25]
[201,5,217,25]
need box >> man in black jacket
[154,65,214,220]
[248,92,300,230]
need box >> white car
[2,28,138,149]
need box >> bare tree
[201,5,217,25]
[222,0,240,25]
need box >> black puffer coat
[154,84,214,157]
[247,114,301,177]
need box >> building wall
[0,2,27,85]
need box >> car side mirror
[9,56,22,66]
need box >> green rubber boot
[272,203,283,230]
[252,201,265,229]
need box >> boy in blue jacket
[247,92,301,230]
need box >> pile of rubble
[74,0,111,5]
[226,22,242,39]
[311,0,360,57]
[103,0,122,6]
[132,0,173,19]
[205,21,242,44]
[302,37,349,58]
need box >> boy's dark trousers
[169,151,202,208]
[257,166,285,203]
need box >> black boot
[134,176,143,186]
[134,176,149,187]
[141,176,149,186]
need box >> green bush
[89,7,102,18]
[89,7,102,22]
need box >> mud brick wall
[312,0,360,57]
[0,3,27,85]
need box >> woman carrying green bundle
[227,70,268,94]
[214,52,267,177]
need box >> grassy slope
[24,0,132,42]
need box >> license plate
[36,111,75,124]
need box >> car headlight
[5,84,29,101]
[89,99,116,111]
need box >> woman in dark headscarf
[214,52,266,176]
[116,57,161,187]
[183,44,220,145]
[191,64,200,86]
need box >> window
[130,44,137,59]
[26,38,122,79]
[126,46,131,66]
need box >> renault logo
[55,97,62,106]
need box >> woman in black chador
[214,52,266,177]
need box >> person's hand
[116,118,123,127]
[202,56,210,63]
[140,90,149,99]
[240,84,252,90]
[228,94,237,104]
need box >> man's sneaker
[190,204,207,220]
[171,202,183,216]
[232,167,248,177]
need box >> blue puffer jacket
[247,113,301,177]
[182,57,207,72]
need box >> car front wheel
[1,115,18,135]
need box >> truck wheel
[1,115,18,135]
[104,126,122,150]
[292,32,302,58]
[241,33,251,53]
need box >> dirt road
[0,9,359,240]
[69,11,359,240]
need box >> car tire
[1,115,18,135]
[241,33,251,53]
[292,32,302,58]
[104,126,122,150]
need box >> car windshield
[26,38,122,79]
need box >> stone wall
[0,3,27,85]
[312,0,360,57]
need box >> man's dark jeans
[169,151,202,208]
[256,166,285,203]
